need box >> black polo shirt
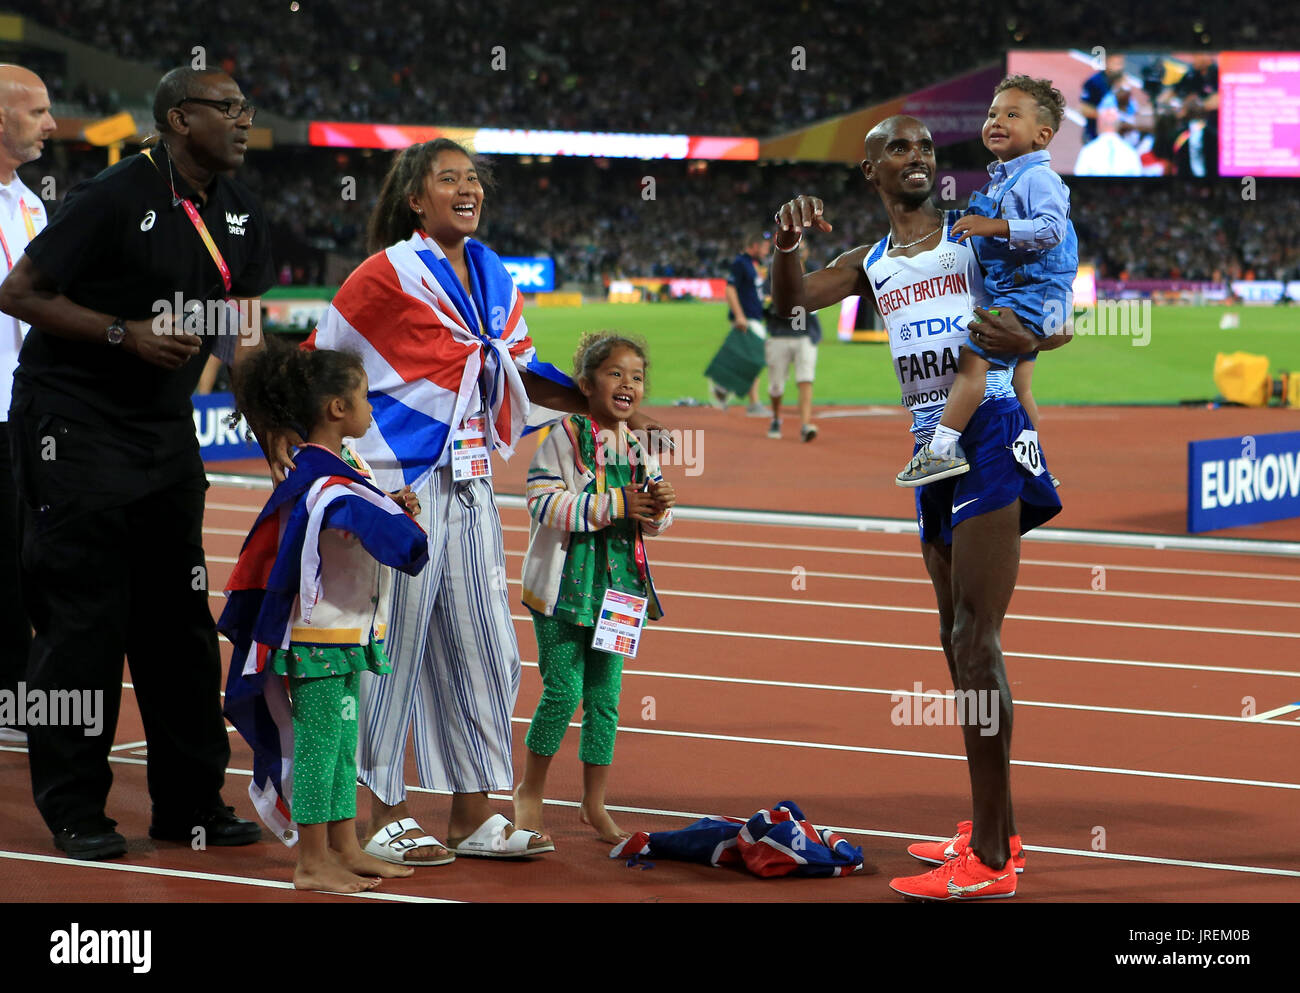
[14,142,273,500]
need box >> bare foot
[294,861,380,894]
[581,805,631,844]
[333,848,415,879]
[512,785,546,835]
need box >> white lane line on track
[579,532,1300,581]
[499,718,1300,791]
[498,523,1300,582]
[521,662,1300,728]
[612,621,1300,678]
[6,753,1293,882]
[0,851,457,903]
[200,608,1300,686]
[475,582,1300,640]
[1248,703,1300,722]
[28,693,1296,788]
[639,588,1300,639]
[203,510,1300,582]
[205,478,1300,558]
[205,549,1297,610]
[202,604,1300,680]
[503,552,1300,610]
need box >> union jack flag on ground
[610,801,866,878]
[305,230,573,493]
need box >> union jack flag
[610,801,865,878]
[217,446,429,845]
[305,230,572,493]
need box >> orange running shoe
[890,848,1017,902]
[906,819,1026,873]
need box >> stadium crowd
[21,146,1300,287]
[21,0,1300,135]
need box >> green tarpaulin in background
[704,324,766,395]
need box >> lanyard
[0,199,37,271]
[141,147,232,294]
[590,418,649,585]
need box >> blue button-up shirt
[984,150,1071,253]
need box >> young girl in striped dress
[512,332,676,844]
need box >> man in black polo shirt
[0,67,274,860]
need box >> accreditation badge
[451,414,492,481]
[591,588,649,658]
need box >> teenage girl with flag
[305,139,671,862]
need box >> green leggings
[289,670,361,825]
[525,611,624,766]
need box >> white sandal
[363,817,455,866]
[448,813,555,858]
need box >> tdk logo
[502,257,555,292]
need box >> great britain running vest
[863,210,1015,442]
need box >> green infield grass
[522,301,1300,406]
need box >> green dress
[551,416,649,626]
[525,416,651,765]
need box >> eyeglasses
[176,97,256,122]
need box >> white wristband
[775,230,803,253]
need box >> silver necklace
[888,223,943,251]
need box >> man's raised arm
[770,195,872,318]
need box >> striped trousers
[357,465,521,803]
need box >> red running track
[3,482,1297,903]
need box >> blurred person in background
[0,64,54,744]
[764,240,821,442]
[707,231,769,414]
[1075,102,1143,176]
[1079,52,1126,142]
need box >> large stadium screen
[1218,52,1300,177]
[1005,50,1299,178]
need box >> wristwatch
[106,318,127,345]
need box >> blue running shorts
[914,396,1061,546]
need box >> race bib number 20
[1011,429,1044,476]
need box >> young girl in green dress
[229,339,427,892]
[513,332,676,844]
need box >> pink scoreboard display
[1220,52,1300,177]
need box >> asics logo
[947,871,1009,896]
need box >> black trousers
[12,413,231,834]
[0,426,31,705]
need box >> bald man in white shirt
[0,65,54,743]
